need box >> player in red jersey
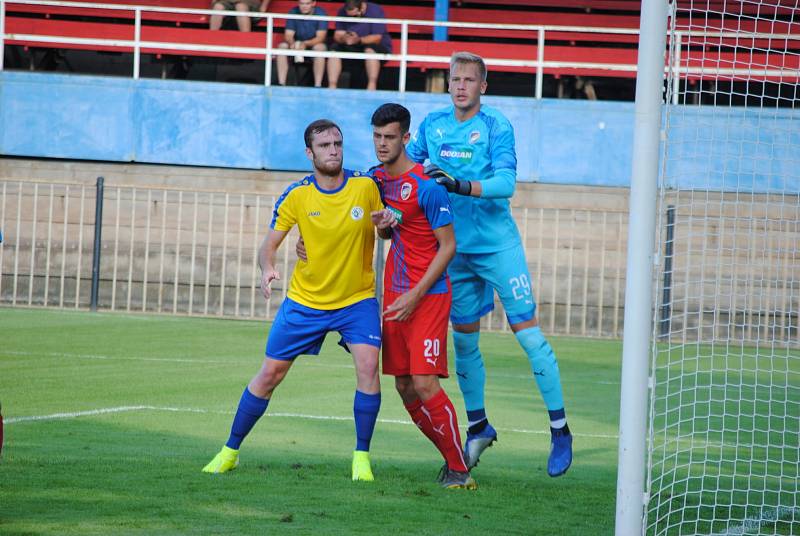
[370,103,476,490]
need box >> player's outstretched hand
[260,268,280,299]
[383,290,421,322]
[370,208,398,230]
[424,164,472,196]
[295,236,307,261]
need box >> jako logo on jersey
[308,211,321,217]
[400,182,413,200]
[439,144,473,162]
[469,130,481,144]
[351,206,364,220]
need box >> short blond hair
[450,51,487,81]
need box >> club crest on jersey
[351,206,364,220]
[400,182,413,201]
[439,144,473,163]
[468,130,481,144]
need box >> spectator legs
[311,44,327,88]
[327,57,342,89]
[234,2,252,32]
[365,57,379,91]
[363,47,380,91]
[328,52,378,90]
[276,42,290,85]
[209,2,252,32]
[209,2,226,31]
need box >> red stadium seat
[4,3,797,82]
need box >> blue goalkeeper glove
[424,164,472,196]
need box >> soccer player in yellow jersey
[203,119,394,481]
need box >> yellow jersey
[271,169,384,310]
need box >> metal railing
[3,177,797,340]
[0,177,633,336]
[4,0,796,97]
[0,0,640,97]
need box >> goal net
[646,1,799,535]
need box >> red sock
[404,398,447,459]
[422,388,468,473]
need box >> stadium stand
[6,0,209,25]
[3,0,797,94]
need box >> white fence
[3,178,797,341]
[0,178,632,336]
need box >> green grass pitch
[0,307,621,535]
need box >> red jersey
[372,163,454,295]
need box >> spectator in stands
[209,0,270,32]
[276,0,329,87]
[327,0,392,91]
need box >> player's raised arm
[477,119,517,199]
[424,163,474,196]
[258,229,287,299]
[424,123,517,200]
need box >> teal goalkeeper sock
[453,331,486,412]
[515,326,565,411]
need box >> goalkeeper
[407,51,573,477]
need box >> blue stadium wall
[1,71,797,192]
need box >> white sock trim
[550,418,567,429]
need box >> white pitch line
[2,350,235,364]
[0,350,355,369]
[5,405,214,423]
[0,350,621,384]
[4,405,619,439]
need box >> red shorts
[382,289,451,378]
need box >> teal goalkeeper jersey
[407,104,522,254]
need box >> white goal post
[617,1,799,535]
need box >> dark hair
[370,103,411,134]
[303,119,343,148]
[344,0,363,11]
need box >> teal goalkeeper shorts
[447,244,537,326]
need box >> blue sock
[548,408,569,433]
[515,326,565,412]
[353,390,381,452]
[466,408,488,434]
[225,387,269,450]
[453,331,485,414]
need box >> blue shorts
[265,297,382,360]
[448,245,537,326]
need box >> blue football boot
[463,423,497,469]
[547,427,573,477]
